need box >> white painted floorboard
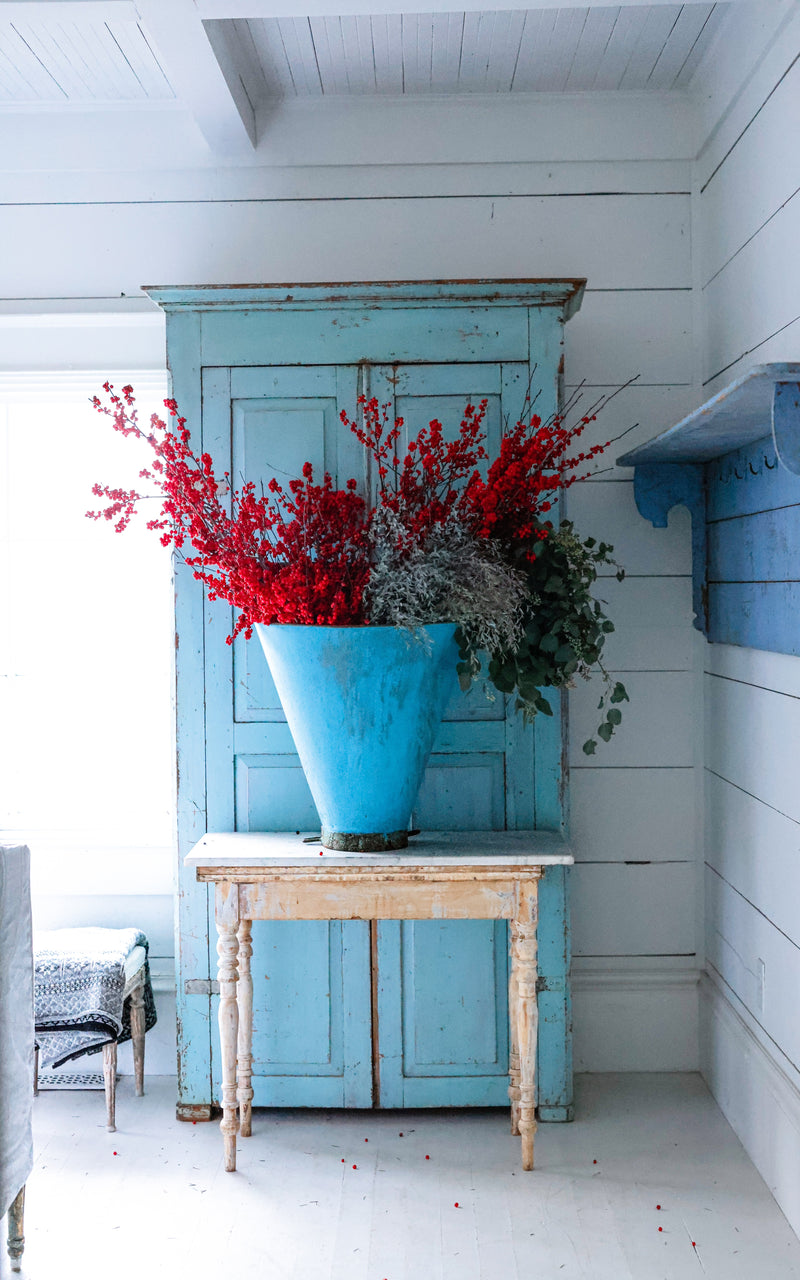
[6,1074,800,1280]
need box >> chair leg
[130,980,146,1098]
[103,1040,117,1133]
[33,1043,39,1098]
[7,1185,25,1272]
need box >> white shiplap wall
[693,0,800,1238]
[1,88,699,1073]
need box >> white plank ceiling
[0,18,174,102]
[0,4,726,105]
[208,3,727,100]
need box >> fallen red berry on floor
[656,1204,661,1210]
[425,1155,430,1160]
[658,1227,663,1233]
[593,1159,597,1165]
[454,1203,459,1208]
[692,1242,696,1248]
[352,1164,357,1170]
[365,1138,368,1142]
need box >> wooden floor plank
[9,1073,799,1280]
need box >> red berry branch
[88,379,631,749]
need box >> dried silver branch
[366,507,527,660]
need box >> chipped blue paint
[621,364,800,657]
[150,281,583,1119]
[632,462,707,631]
[772,380,800,475]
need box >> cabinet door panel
[371,363,523,1106]
[412,753,505,831]
[203,365,373,1107]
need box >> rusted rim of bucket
[321,829,409,852]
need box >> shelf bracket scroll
[772,381,800,475]
[632,462,707,633]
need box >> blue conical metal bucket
[254,623,459,850]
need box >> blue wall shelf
[619,364,800,653]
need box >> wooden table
[187,831,574,1173]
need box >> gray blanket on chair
[34,927,157,1068]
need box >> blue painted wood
[618,362,800,465]
[152,282,581,1118]
[527,305,573,1120]
[708,503,800,583]
[771,381,800,475]
[164,309,215,1118]
[373,327,574,1115]
[708,583,800,655]
[705,433,800,654]
[706,437,796,522]
[203,362,373,1108]
[145,279,586,313]
[210,919,372,1107]
[632,462,707,631]
[537,865,573,1121]
[621,365,800,661]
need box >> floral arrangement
[89,383,628,753]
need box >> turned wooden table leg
[508,919,521,1136]
[237,918,254,1138]
[103,1040,118,1132]
[130,978,146,1097]
[514,878,539,1171]
[216,882,240,1172]
[7,1186,25,1272]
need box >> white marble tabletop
[187,830,573,869]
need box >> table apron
[237,879,518,921]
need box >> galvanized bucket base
[321,828,409,853]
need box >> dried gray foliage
[366,507,527,659]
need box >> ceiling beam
[197,0,736,14]
[136,0,256,154]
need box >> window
[0,373,174,882]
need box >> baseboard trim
[149,963,176,995]
[573,962,700,1072]
[700,972,800,1240]
[573,966,700,994]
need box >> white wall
[693,0,800,1238]
[1,86,701,1074]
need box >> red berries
[91,385,607,640]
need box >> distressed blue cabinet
[145,280,584,1120]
